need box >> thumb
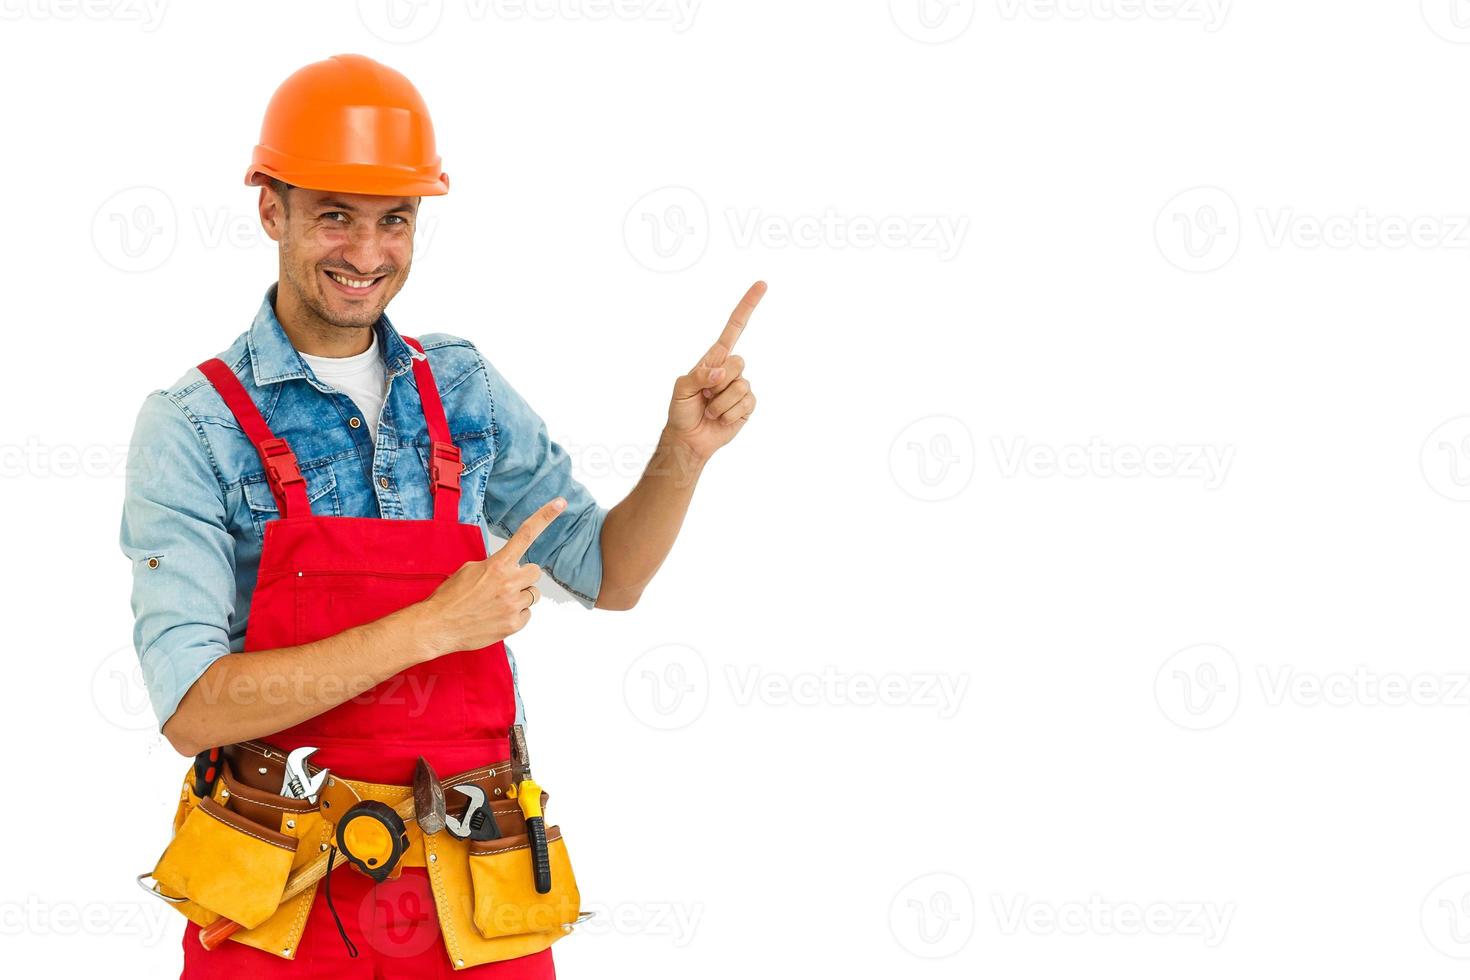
[672,362,725,400]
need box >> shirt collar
[248,281,421,388]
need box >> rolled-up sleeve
[118,390,237,731]
[478,351,607,608]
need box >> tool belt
[137,741,584,969]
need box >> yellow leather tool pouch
[467,823,581,941]
[151,794,297,930]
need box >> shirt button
[379,476,390,489]
[349,417,362,429]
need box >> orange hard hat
[244,53,449,197]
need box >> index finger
[712,280,766,356]
[496,497,567,565]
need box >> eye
[321,211,348,223]
[384,215,408,225]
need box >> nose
[340,222,392,278]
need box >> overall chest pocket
[416,434,492,524]
[242,459,341,537]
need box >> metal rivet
[456,960,464,968]
[219,790,230,800]
[282,948,291,956]
[429,853,437,863]
[286,819,296,830]
[258,767,268,776]
[349,417,361,429]
[320,843,328,852]
[146,557,159,568]
[379,476,389,489]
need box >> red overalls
[181,338,554,979]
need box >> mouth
[322,269,387,297]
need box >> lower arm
[163,602,441,757]
[595,426,707,609]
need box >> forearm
[162,602,440,757]
[595,425,707,609]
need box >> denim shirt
[119,282,606,733]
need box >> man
[120,53,761,977]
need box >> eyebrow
[315,199,417,215]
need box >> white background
[4,0,1470,976]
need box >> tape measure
[335,801,409,883]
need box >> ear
[257,185,286,244]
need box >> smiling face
[258,182,419,336]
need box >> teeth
[328,271,377,289]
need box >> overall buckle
[259,437,305,489]
[430,441,462,491]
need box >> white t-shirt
[299,330,387,443]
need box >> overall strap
[195,358,312,519]
[402,336,462,522]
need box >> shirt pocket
[241,458,341,538]
[416,433,492,525]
